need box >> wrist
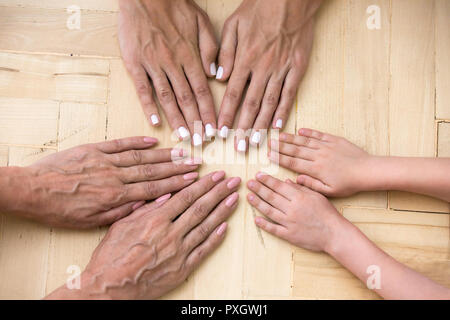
[323,214,359,258]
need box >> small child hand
[269,128,372,197]
[247,172,347,252]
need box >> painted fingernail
[156,193,171,203]
[143,137,157,144]
[227,177,241,189]
[255,216,263,225]
[212,170,226,182]
[178,126,190,140]
[247,180,256,188]
[184,158,202,165]
[237,140,246,152]
[171,148,187,159]
[193,133,202,146]
[256,172,267,179]
[219,126,229,139]
[150,114,159,125]
[205,123,215,138]
[226,192,239,207]
[210,62,217,76]
[216,66,224,80]
[183,172,199,180]
[275,119,283,129]
[216,222,227,235]
[251,131,261,145]
[132,201,145,210]
[247,193,255,201]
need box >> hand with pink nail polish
[46,171,241,300]
[0,136,199,229]
[217,0,322,151]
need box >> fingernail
[210,62,217,76]
[275,119,283,129]
[216,222,227,235]
[156,193,171,203]
[256,172,267,179]
[205,123,215,138]
[237,139,246,152]
[226,192,239,207]
[212,170,225,182]
[219,126,229,139]
[247,180,256,188]
[171,148,187,158]
[227,177,241,189]
[251,131,261,145]
[178,126,190,140]
[143,137,157,144]
[132,201,145,210]
[216,66,224,80]
[248,193,255,201]
[255,216,262,225]
[193,133,202,146]
[150,114,159,125]
[183,172,199,180]
[184,158,202,165]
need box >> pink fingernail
[247,193,255,201]
[227,177,241,189]
[143,137,157,144]
[132,201,145,210]
[184,158,202,165]
[212,171,225,182]
[255,216,263,225]
[156,193,171,203]
[247,180,256,188]
[216,222,227,235]
[256,172,267,179]
[225,192,239,207]
[183,172,199,180]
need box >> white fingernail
[210,63,217,76]
[205,123,215,138]
[237,139,246,152]
[150,114,159,125]
[216,66,224,80]
[178,126,190,140]
[251,131,261,145]
[193,133,202,146]
[275,119,283,129]
[219,126,229,138]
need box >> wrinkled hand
[216,0,322,151]
[269,128,372,197]
[119,0,218,144]
[47,171,241,299]
[18,136,199,228]
[247,172,345,252]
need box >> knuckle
[193,203,208,219]
[112,139,123,151]
[130,150,143,164]
[158,87,174,102]
[265,92,278,106]
[193,84,210,98]
[141,165,154,178]
[198,224,210,238]
[179,91,195,105]
[245,97,260,111]
[144,182,158,198]
[180,190,195,206]
[225,87,240,102]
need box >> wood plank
[0,146,55,299]
[0,97,59,147]
[45,102,108,294]
[292,208,450,299]
[438,122,450,157]
[436,0,450,119]
[0,7,118,57]
[0,0,119,11]
[388,0,442,213]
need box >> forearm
[363,156,450,202]
[0,166,33,214]
[326,220,450,299]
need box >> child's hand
[269,128,372,197]
[247,172,347,252]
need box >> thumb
[197,12,219,78]
[216,17,238,81]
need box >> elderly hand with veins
[46,171,241,299]
[118,0,218,145]
[216,0,322,152]
[0,136,200,229]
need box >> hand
[118,0,218,144]
[247,172,346,252]
[46,171,241,299]
[269,128,373,197]
[14,136,199,229]
[216,0,322,151]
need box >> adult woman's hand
[0,136,199,229]
[46,171,241,299]
[216,0,322,151]
[118,0,219,144]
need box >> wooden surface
[0,0,449,299]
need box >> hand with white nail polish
[118,0,218,140]
[46,171,241,300]
[0,136,200,229]
[216,0,322,151]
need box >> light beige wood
[436,0,450,120]
[0,0,448,300]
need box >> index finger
[95,136,158,154]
